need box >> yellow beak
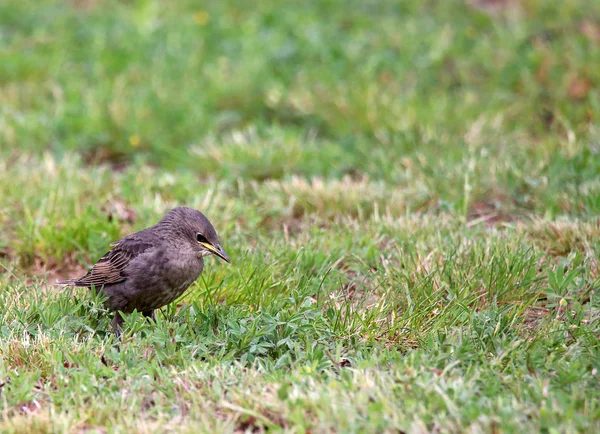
[200,242,230,263]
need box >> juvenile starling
[57,207,230,336]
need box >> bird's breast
[125,253,204,312]
[164,255,204,287]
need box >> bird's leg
[142,310,156,323]
[112,312,124,340]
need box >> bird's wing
[59,235,154,288]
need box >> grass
[1,0,599,432]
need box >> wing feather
[60,236,154,288]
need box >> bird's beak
[201,242,230,263]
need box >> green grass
[1,0,600,432]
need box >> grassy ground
[1,0,599,432]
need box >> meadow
[1,0,599,432]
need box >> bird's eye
[196,233,208,243]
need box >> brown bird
[58,207,230,336]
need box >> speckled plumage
[58,207,230,336]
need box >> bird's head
[160,207,230,263]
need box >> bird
[57,206,230,337]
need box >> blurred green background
[1,0,598,215]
